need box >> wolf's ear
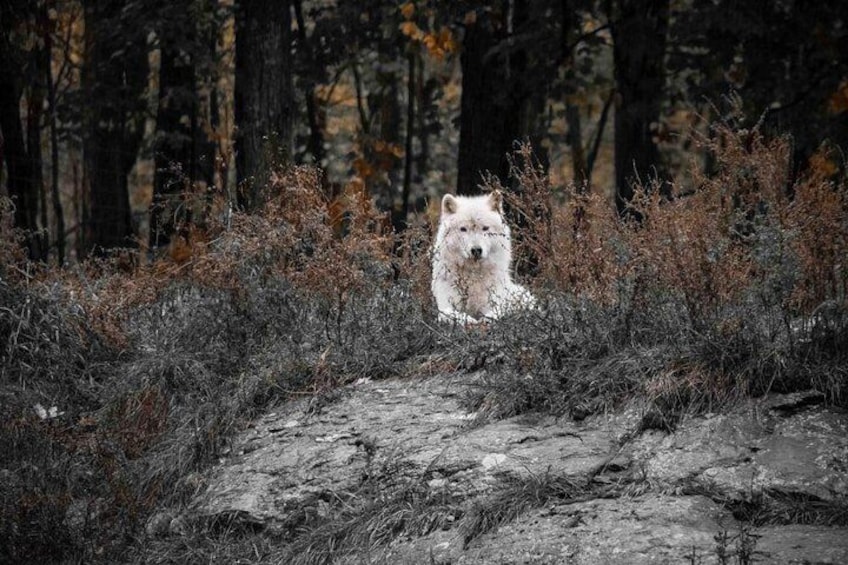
[489,190,504,212]
[442,194,458,215]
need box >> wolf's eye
[482,226,489,232]
[459,226,468,232]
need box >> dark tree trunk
[561,0,587,188]
[293,0,325,167]
[82,0,148,255]
[456,0,548,195]
[608,0,670,216]
[234,0,294,210]
[150,2,201,252]
[414,56,429,175]
[565,102,587,187]
[42,2,66,265]
[586,91,614,187]
[0,83,44,261]
[395,51,415,233]
[456,4,523,195]
[0,3,46,261]
[27,49,48,258]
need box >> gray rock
[188,376,848,564]
[634,398,848,502]
[194,375,624,529]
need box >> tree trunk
[565,102,587,187]
[456,4,523,195]
[27,46,49,259]
[293,0,325,167]
[609,0,670,216]
[0,3,46,261]
[561,0,587,189]
[150,3,200,252]
[82,0,148,255]
[586,91,614,187]
[395,51,415,233]
[414,56,430,175]
[234,0,294,210]
[42,2,66,265]
[0,84,44,260]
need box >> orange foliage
[53,165,395,347]
[786,145,848,309]
[828,79,848,115]
[399,4,457,61]
[500,120,847,326]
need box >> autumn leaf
[353,157,375,179]
[423,33,438,53]
[399,21,423,41]
[808,147,838,177]
[438,26,457,54]
[827,79,848,115]
[419,26,457,60]
[400,2,415,20]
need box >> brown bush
[472,116,847,421]
[487,143,625,301]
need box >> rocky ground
[168,373,848,564]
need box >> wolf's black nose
[470,246,482,259]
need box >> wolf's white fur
[431,191,536,324]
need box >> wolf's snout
[470,246,483,260]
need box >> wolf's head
[438,191,511,263]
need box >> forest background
[2,1,848,563]
[2,0,846,262]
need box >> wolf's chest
[451,265,501,317]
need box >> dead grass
[729,489,848,528]
[459,471,586,548]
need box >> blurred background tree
[81,0,149,256]
[0,0,846,261]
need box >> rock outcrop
[186,376,848,564]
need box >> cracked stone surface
[632,390,848,502]
[190,377,848,563]
[376,495,848,565]
[194,375,627,528]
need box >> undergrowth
[470,115,848,423]
[0,169,433,562]
[1,111,846,562]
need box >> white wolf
[431,191,536,324]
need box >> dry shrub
[653,121,848,328]
[547,189,624,302]
[0,197,27,281]
[785,145,848,311]
[103,386,170,459]
[624,177,755,327]
[394,214,436,309]
[471,113,847,420]
[486,143,624,301]
[505,119,846,338]
[0,162,433,562]
[56,165,396,347]
[189,166,393,297]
